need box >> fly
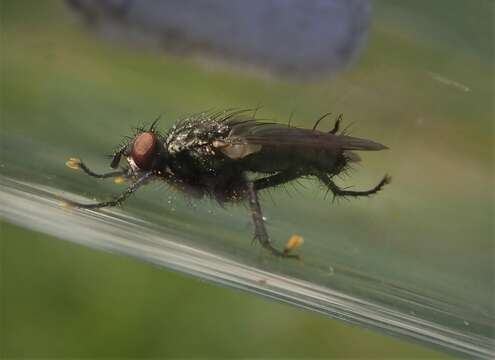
[65,110,391,259]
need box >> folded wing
[225,118,387,152]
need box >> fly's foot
[59,198,104,210]
[253,234,301,260]
[266,237,302,260]
[60,200,75,209]
[381,174,392,187]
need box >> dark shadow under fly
[64,110,391,259]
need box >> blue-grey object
[66,0,371,79]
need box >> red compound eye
[131,132,158,170]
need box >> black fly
[65,110,391,259]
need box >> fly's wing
[336,135,388,151]
[220,119,387,160]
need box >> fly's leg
[254,171,301,191]
[64,172,154,209]
[66,158,126,179]
[246,181,300,259]
[318,173,391,198]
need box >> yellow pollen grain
[285,234,304,251]
[113,176,126,184]
[66,158,81,170]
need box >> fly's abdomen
[240,143,341,174]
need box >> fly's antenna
[312,112,332,130]
[110,135,133,168]
[110,145,127,168]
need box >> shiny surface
[0,175,491,358]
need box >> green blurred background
[1,0,492,358]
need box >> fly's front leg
[246,181,300,259]
[318,173,391,199]
[64,172,154,209]
[66,158,127,179]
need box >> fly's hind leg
[246,181,300,259]
[253,171,301,191]
[318,173,391,199]
[63,172,154,209]
[66,158,126,179]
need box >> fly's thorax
[165,117,231,155]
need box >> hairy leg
[65,171,154,209]
[66,158,126,178]
[246,181,300,259]
[318,173,391,198]
[253,171,301,191]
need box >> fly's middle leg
[246,181,300,259]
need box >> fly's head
[111,121,169,175]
